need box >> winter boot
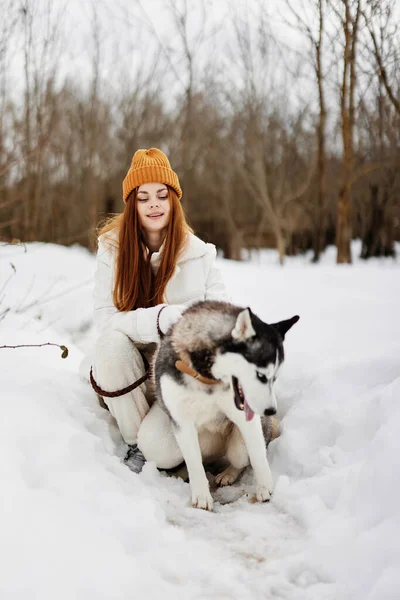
[124,444,146,474]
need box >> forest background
[0,0,399,264]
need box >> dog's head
[212,308,299,421]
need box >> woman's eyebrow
[137,187,167,195]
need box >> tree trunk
[336,185,352,263]
[313,0,326,263]
[335,0,360,264]
[276,228,286,266]
[362,184,395,259]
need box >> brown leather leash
[90,352,150,398]
[89,306,168,398]
[90,305,220,399]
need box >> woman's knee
[95,329,132,358]
[94,330,142,371]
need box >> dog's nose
[264,408,276,416]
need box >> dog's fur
[153,300,299,510]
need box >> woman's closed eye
[138,195,168,202]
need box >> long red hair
[97,186,192,311]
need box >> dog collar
[175,358,220,385]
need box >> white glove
[158,305,186,335]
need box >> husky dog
[152,300,299,511]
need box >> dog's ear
[270,315,300,340]
[232,308,256,341]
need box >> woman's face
[136,182,171,234]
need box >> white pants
[93,330,154,445]
[92,330,182,467]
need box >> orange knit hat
[122,148,182,203]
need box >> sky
[4,0,307,102]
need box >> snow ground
[1,240,399,600]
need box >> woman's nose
[149,199,159,207]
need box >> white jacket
[93,231,229,345]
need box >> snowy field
[1,239,400,600]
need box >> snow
[1,239,400,600]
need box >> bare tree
[285,0,327,262]
[17,0,63,241]
[85,3,102,249]
[228,3,315,264]
[163,0,210,215]
[362,0,400,117]
[0,1,19,230]
[333,0,362,264]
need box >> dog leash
[90,306,220,399]
[89,352,150,398]
[88,306,168,399]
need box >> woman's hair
[97,186,192,311]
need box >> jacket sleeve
[93,237,165,344]
[203,244,231,302]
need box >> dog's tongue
[244,399,254,422]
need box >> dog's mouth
[232,376,254,422]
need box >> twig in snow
[0,342,69,358]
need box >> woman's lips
[148,213,164,219]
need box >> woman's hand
[158,305,186,335]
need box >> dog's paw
[215,465,242,487]
[255,485,272,502]
[215,471,235,487]
[254,469,274,502]
[191,489,214,511]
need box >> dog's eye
[256,371,268,384]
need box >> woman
[88,148,229,472]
